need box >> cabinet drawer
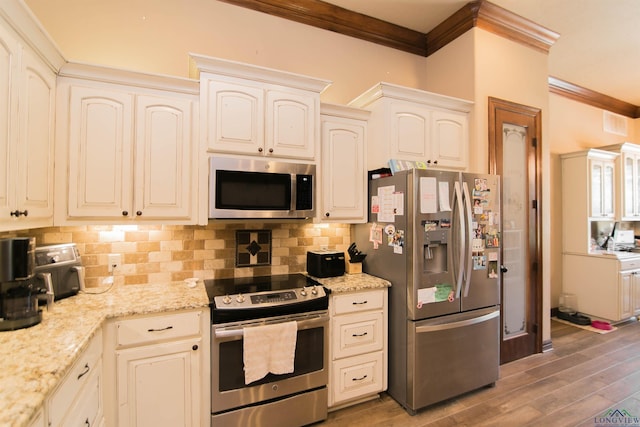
[60,363,102,427]
[332,290,384,315]
[116,311,201,347]
[332,352,384,405]
[620,259,640,270]
[49,330,103,427]
[333,312,383,359]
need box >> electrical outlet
[108,253,121,273]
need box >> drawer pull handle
[352,301,368,305]
[352,374,368,381]
[148,326,174,332]
[352,332,368,337]
[77,363,90,380]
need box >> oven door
[211,310,329,413]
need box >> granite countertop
[0,281,209,427]
[310,272,391,293]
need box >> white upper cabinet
[601,143,640,220]
[349,82,472,171]
[55,63,201,225]
[561,149,618,254]
[0,0,64,231]
[190,54,330,161]
[319,104,369,223]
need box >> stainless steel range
[204,274,329,427]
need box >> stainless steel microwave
[209,157,315,219]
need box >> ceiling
[322,0,640,107]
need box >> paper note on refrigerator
[418,287,436,304]
[438,181,451,211]
[377,185,396,222]
[420,177,437,213]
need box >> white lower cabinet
[563,254,640,322]
[47,329,104,427]
[103,309,210,427]
[329,289,387,409]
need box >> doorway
[488,97,543,364]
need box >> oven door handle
[214,312,328,339]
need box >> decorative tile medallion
[236,230,272,267]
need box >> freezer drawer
[407,307,499,412]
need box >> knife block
[346,261,362,274]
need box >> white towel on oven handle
[243,321,298,385]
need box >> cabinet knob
[10,209,28,217]
[192,344,199,351]
[136,211,142,216]
[258,147,263,153]
[433,160,438,165]
[122,211,128,216]
[325,212,330,217]
[268,148,274,153]
[500,265,508,273]
[426,160,431,164]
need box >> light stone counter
[0,281,209,427]
[310,272,391,293]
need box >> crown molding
[216,0,427,56]
[548,76,640,119]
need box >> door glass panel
[603,163,614,216]
[626,156,634,215]
[635,157,640,215]
[591,162,602,217]
[502,124,527,339]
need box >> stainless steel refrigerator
[354,168,501,414]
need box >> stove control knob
[236,294,245,303]
[222,295,231,305]
[311,286,318,295]
[300,287,307,297]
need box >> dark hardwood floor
[321,318,640,426]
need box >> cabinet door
[590,159,614,218]
[266,89,316,159]
[431,110,468,169]
[0,23,18,221]
[205,80,264,155]
[15,46,56,222]
[117,339,201,427]
[632,271,640,316]
[389,102,430,162]
[134,95,194,220]
[620,271,633,320]
[320,117,365,222]
[67,86,133,218]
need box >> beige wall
[25,0,430,104]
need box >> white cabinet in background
[319,104,369,223]
[0,3,63,231]
[48,329,104,427]
[103,309,210,427]
[561,149,619,254]
[55,63,201,225]
[191,54,330,161]
[563,254,640,322]
[601,142,640,220]
[329,289,387,409]
[349,82,472,171]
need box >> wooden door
[488,97,542,364]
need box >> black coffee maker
[0,237,43,331]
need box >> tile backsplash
[0,222,352,287]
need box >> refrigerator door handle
[454,181,465,300]
[415,309,500,333]
[462,182,473,297]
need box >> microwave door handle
[454,181,465,300]
[462,182,473,297]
